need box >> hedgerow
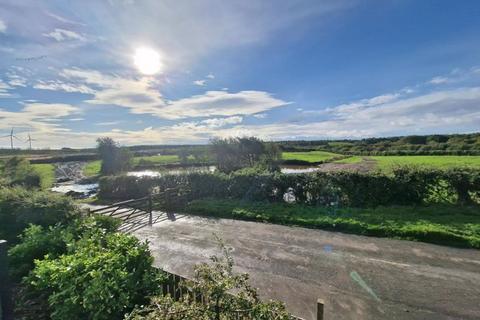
[98,167,480,207]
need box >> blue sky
[0,0,479,148]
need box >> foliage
[278,132,480,155]
[98,167,480,207]
[211,137,281,173]
[25,228,164,320]
[126,240,291,320]
[186,199,480,248]
[1,156,41,188]
[97,137,133,175]
[8,215,121,280]
[0,187,77,244]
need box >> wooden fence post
[316,299,324,320]
[148,195,153,226]
[0,240,13,320]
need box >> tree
[96,137,132,175]
[211,137,280,173]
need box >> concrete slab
[132,214,480,320]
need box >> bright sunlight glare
[133,47,162,75]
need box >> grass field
[83,160,101,177]
[333,156,363,164]
[31,163,55,189]
[282,151,340,163]
[371,155,480,171]
[133,154,180,166]
[185,199,480,248]
[83,154,181,176]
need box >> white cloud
[193,80,206,86]
[206,73,215,79]
[0,80,13,97]
[0,103,80,143]
[429,76,449,84]
[34,80,95,94]
[0,19,6,33]
[160,90,289,119]
[60,68,289,120]
[43,28,86,42]
[60,68,166,112]
[253,113,267,118]
[44,11,84,25]
[200,116,243,128]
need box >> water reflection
[280,165,320,174]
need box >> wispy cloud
[43,28,86,42]
[34,80,95,94]
[429,76,449,84]
[193,79,206,86]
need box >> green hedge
[98,167,480,207]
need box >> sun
[133,47,162,75]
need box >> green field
[282,151,340,163]
[371,155,480,171]
[133,154,180,166]
[185,199,480,248]
[31,164,55,189]
[83,160,101,177]
[333,156,363,164]
[83,154,181,176]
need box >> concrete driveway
[132,214,480,320]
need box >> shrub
[0,187,78,244]
[1,157,41,188]
[26,230,164,320]
[8,215,121,281]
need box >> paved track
[132,214,480,320]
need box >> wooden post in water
[0,240,13,320]
[317,299,324,320]
[148,195,153,226]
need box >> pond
[51,182,99,197]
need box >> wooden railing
[88,195,154,225]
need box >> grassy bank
[83,160,101,176]
[282,151,340,163]
[83,155,184,176]
[371,155,480,171]
[31,163,55,189]
[185,199,480,249]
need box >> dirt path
[317,157,377,173]
[133,215,480,320]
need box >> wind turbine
[1,128,21,150]
[26,133,36,150]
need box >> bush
[1,157,41,188]
[26,230,164,320]
[8,215,121,280]
[0,187,78,244]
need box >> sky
[0,0,479,148]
